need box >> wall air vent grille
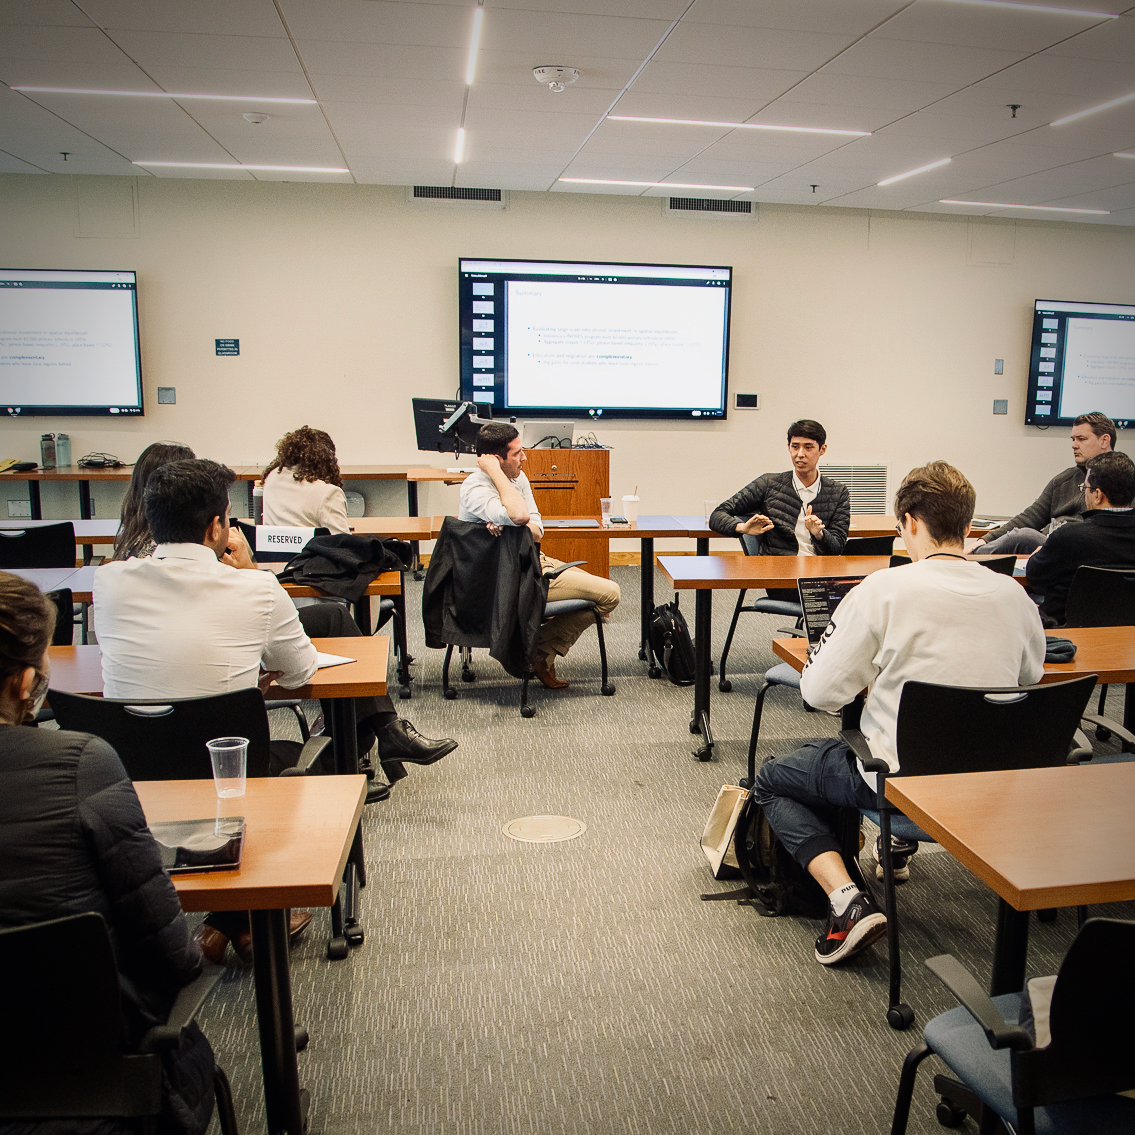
[819,465,888,514]
[413,186,502,201]
[668,197,751,213]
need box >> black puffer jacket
[0,726,214,1135]
[709,471,851,555]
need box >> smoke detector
[533,66,579,93]
[242,112,271,125]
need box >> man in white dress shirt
[459,423,620,689]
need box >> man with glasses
[459,422,620,689]
[973,411,1117,555]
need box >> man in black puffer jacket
[710,419,850,598]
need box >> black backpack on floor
[650,599,696,685]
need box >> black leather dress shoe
[381,759,408,782]
[377,719,458,765]
[365,780,392,804]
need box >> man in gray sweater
[974,411,1117,554]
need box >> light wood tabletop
[47,636,389,700]
[349,516,439,540]
[885,763,1135,911]
[659,554,893,590]
[135,775,366,912]
[280,569,402,600]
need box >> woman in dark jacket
[0,574,216,1135]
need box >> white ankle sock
[829,882,859,916]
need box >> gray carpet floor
[193,566,1134,1134]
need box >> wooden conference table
[47,636,389,777]
[658,555,893,759]
[137,775,366,1135]
[886,763,1135,996]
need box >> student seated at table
[110,440,196,561]
[459,422,620,690]
[0,574,218,1135]
[94,459,457,962]
[1024,450,1135,626]
[753,462,1045,966]
[972,411,1116,555]
[262,425,350,533]
[709,419,850,601]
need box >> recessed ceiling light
[132,161,349,172]
[454,128,466,164]
[607,115,871,138]
[464,4,484,87]
[878,157,952,186]
[12,87,315,104]
[559,177,753,192]
[939,199,1109,214]
[930,1,1117,15]
[1051,90,1135,127]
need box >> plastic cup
[207,737,248,798]
[600,497,613,525]
[621,494,639,524]
[704,499,719,523]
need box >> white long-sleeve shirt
[458,469,543,537]
[800,558,1047,787]
[94,542,319,698]
[262,468,350,534]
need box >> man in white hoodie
[753,461,1046,966]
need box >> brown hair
[264,426,342,487]
[894,461,976,545]
[475,422,519,458]
[113,441,196,561]
[1073,412,1117,450]
[0,573,54,689]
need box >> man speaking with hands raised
[710,419,850,599]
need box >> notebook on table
[796,576,862,651]
[151,817,245,875]
[541,518,600,528]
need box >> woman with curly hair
[111,441,196,560]
[262,425,349,533]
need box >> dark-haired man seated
[753,462,1045,966]
[1025,450,1135,626]
[709,419,850,601]
[973,411,1116,555]
[94,458,457,963]
[458,422,620,689]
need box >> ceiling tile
[281,0,468,47]
[107,30,302,73]
[772,72,961,114]
[315,75,465,108]
[1046,15,1135,65]
[628,60,810,103]
[0,150,47,172]
[468,81,622,116]
[686,1,906,37]
[481,8,672,59]
[655,22,854,71]
[0,25,133,65]
[610,88,800,122]
[348,157,457,184]
[821,37,1026,85]
[474,50,644,91]
[0,60,163,89]
[488,1,689,17]
[134,66,316,100]
[979,52,1135,100]
[0,2,96,28]
[454,162,564,190]
[80,0,286,37]
[322,101,460,129]
[295,40,463,80]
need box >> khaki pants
[538,553,621,665]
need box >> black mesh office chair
[840,674,1097,1030]
[0,521,75,567]
[0,912,238,1134]
[891,918,1135,1135]
[718,533,895,691]
[49,687,363,960]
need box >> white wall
[2,174,1133,526]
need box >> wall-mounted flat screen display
[1025,298,1135,428]
[0,269,143,417]
[459,257,731,421]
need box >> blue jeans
[752,738,877,868]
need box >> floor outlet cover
[502,815,587,843]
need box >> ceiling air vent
[414,185,501,201]
[663,196,754,221]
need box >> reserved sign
[255,525,316,553]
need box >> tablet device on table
[151,817,245,875]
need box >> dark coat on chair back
[708,471,851,555]
[0,726,215,1135]
[422,519,546,678]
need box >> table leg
[353,595,372,635]
[639,537,661,677]
[406,481,423,577]
[78,479,92,520]
[28,481,42,520]
[249,908,308,1135]
[1124,684,1135,748]
[328,698,360,776]
[991,899,1030,996]
[691,586,714,760]
[246,480,255,518]
[393,585,412,697]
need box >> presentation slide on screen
[504,281,726,408]
[0,281,139,408]
[1058,317,1135,420]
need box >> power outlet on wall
[7,500,31,518]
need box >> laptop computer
[796,576,862,651]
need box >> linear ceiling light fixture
[940,198,1110,214]
[560,177,754,192]
[464,3,484,86]
[1116,151,1135,158]
[878,157,952,186]
[607,115,871,137]
[454,128,466,164]
[13,87,315,104]
[132,161,349,172]
[1051,90,1135,126]
[930,1,1118,15]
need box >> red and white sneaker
[814,890,887,965]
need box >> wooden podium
[525,448,610,578]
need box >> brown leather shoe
[195,924,230,965]
[230,910,314,964]
[533,658,569,689]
